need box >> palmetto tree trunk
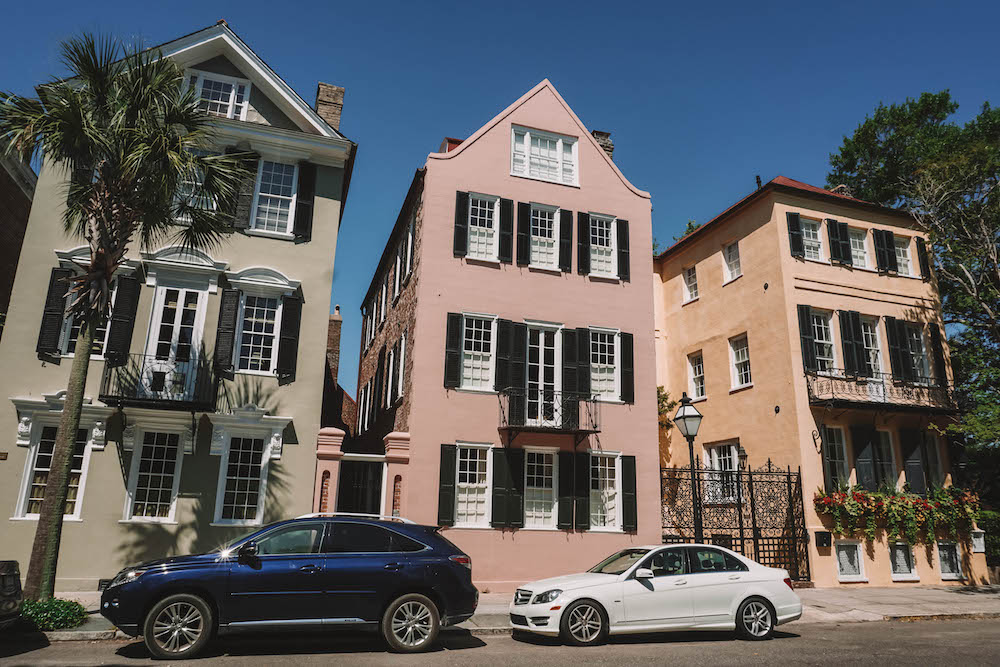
[22,310,97,600]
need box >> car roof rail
[294,512,416,524]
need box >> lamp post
[673,392,704,543]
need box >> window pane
[837,544,861,577]
[812,313,834,371]
[823,427,848,489]
[725,243,741,279]
[198,78,235,118]
[802,220,822,260]
[258,524,323,555]
[528,134,559,181]
[647,549,688,576]
[529,207,557,268]
[461,316,492,389]
[894,238,911,275]
[239,296,278,372]
[732,336,751,386]
[328,522,392,553]
[26,426,88,515]
[254,162,296,233]
[689,353,705,398]
[891,544,913,575]
[468,196,497,261]
[590,216,615,275]
[221,437,265,521]
[938,543,960,576]
[590,331,616,397]
[130,432,179,519]
[691,548,728,572]
[850,229,868,268]
[684,267,699,300]
[590,455,617,528]
[861,319,882,375]
[524,452,555,527]
[455,447,489,526]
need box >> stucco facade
[654,177,989,587]
[0,22,354,591]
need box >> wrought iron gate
[660,460,810,581]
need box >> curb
[884,612,1000,623]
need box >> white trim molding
[11,392,114,451]
[141,246,229,293]
[224,266,300,295]
[119,408,199,454]
[209,404,291,460]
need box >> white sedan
[509,544,802,646]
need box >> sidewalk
[31,584,1000,640]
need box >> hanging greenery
[813,486,979,543]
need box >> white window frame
[812,310,836,373]
[801,218,824,262]
[589,327,621,401]
[453,442,493,528]
[894,236,913,276]
[822,426,849,490]
[682,266,699,303]
[523,446,559,530]
[729,334,752,390]
[60,281,116,359]
[248,159,299,239]
[528,203,561,271]
[588,213,618,279]
[704,442,739,504]
[405,214,415,276]
[890,542,919,582]
[379,279,388,325]
[937,541,963,580]
[849,228,869,269]
[212,430,275,527]
[524,320,564,427]
[13,422,94,522]
[385,346,396,409]
[397,331,407,401]
[459,313,498,392]
[723,241,742,284]
[185,70,251,121]
[393,246,402,299]
[861,316,882,376]
[122,427,187,524]
[835,539,867,582]
[589,450,622,532]
[905,323,931,383]
[234,291,286,376]
[466,193,501,262]
[510,125,579,186]
[688,351,706,400]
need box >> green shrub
[19,598,88,631]
[980,509,1000,567]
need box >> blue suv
[101,514,478,659]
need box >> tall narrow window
[906,324,930,381]
[252,161,297,234]
[379,279,388,324]
[22,426,89,518]
[529,204,559,269]
[237,295,280,372]
[873,432,896,488]
[524,451,556,528]
[467,194,499,261]
[730,335,752,388]
[688,352,705,399]
[455,445,489,527]
[723,242,742,282]
[861,317,882,375]
[127,431,182,520]
[589,330,617,398]
[683,266,699,302]
[511,126,578,186]
[822,426,849,490]
[705,442,738,503]
[589,215,617,277]
[527,327,558,425]
[219,437,266,524]
[590,454,619,529]
[812,311,835,372]
[849,229,868,268]
[938,542,961,580]
[461,316,494,390]
[802,219,823,261]
[894,237,912,276]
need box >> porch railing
[100,353,217,412]
[498,388,600,434]
[805,368,956,412]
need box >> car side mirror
[635,568,654,579]
[238,541,258,560]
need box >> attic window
[511,126,578,186]
[187,70,250,121]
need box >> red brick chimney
[315,83,345,132]
[327,305,343,383]
[592,130,614,160]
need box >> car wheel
[142,593,213,660]
[382,593,440,653]
[560,599,608,647]
[736,597,775,641]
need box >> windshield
[588,548,650,575]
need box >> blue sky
[3,0,997,395]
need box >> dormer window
[511,126,578,186]
[186,70,250,121]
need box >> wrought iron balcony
[100,353,217,412]
[805,369,956,414]
[498,388,600,443]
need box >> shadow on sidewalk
[512,628,800,647]
[0,632,51,660]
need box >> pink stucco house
[315,80,659,590]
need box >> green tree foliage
[673,219,702,241]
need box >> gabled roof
[427,79,650,199]
[655,175,912,261]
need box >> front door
[526,326,558,427]
[143,287,206,401]
[622,547,693,627]
[336,461,383,516]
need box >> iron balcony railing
[100,353,217,412]
[805,368,956,413]
[498,387,600,434]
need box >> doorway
[336,460,384,516]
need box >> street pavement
[2,618,1000,665]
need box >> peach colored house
[315,80,659,591]
[653,176,989,587]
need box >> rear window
[326,522,392,553]
[688,547,747,573]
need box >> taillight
[783,577,793,591]
[449,555,472,569]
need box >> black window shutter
[616,219,630,281]
[495,319,512,391]
[385,343,395,406]
[797,305,817,372]
[838,222,853,265]
[292,162,317,241]
[928,323,947,387]
[577,328,591,397]
[507,448,525,528]
[885,317,914,382]
[622,455,638,531]
[227,148,259,230]
[213,288,241,374]
[851,426,877,491]
[874,229,899,273]
[827,219,843,263]
[787,212,804,258]
[901,429,927,495]
[491,448,510,527]
[916,238,931,281]
[37,267,73,357]
[558,209,573,272]
[574,452,590,531]
[620,332,634,403]
[498,198,514,263]
[438,444,457,526]
[509,323,528,425]
[105,274,141,367]
[561,329,578,394]
[516,202,531,266]
[444,312,462,388]
[453,191,469,258]
[275,293,302,382]
[839,310,866,378]
[884,231,898,272]
[577,212,591,275]
[850,311,868,377]
[374,345,386,415]
[557,451,574,529]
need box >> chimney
[592,130,614,160]
[315,82,345,132]
[326,305,343,384]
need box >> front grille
[513,589,532,605]
[510,613,529,626]
[530,617,549,626]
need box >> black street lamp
[673,392,704,543]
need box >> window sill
[682,297,699,306]
[940,573,964,581]
[245,228,296,241]
[509,172,580,189]
[519,526,563,532]
[119,519,178,525]
[587,527,625,534]
[595,395,624,404]
[891,574,920,582]
[451,524,495,531]
[722,274,743,287]
[453,387,498,395]
[689,395,707,404]
[729,383,754,394]
[465,257,502,267]
[528,265,562,276]
[60,353,107,361]
[10,516,83,522]
[838,576,868,583]
[588,273,620,284]
[235,369,277,378]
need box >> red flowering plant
[813,485,979,543]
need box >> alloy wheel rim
[391,601,432,647]
[742,601,772,637]
[152,602,203,653]
[568,604,602,643]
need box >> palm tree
[0,34,248,600]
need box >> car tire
[382,593,440,653]
[559,599,609,647]
[142,593,214,660]
[736,597,776,641]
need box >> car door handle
[729,574,742,580]
[384,562,403,571]
[299,564,320,573]
[674,579,687,586]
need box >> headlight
[532,589,562,604]
[109,568,147,588]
